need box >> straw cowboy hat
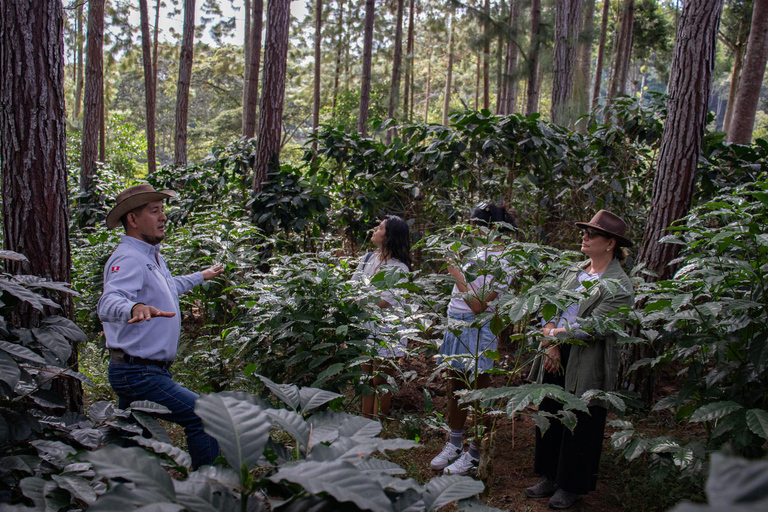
[575,210,633,247]
[106,184,176,229]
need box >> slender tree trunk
[592,0,610,109]
[525,0,541,116]
[574,0,595,123]
[344,0,352,90]
[551,0,583,126]
[243,0,264,139]
[728,0,768,144]
[173,0,196,166]
[442,4,456,126]
[1,0,80,412]
[139,0,157,174]
[403,0,415,121]
[483,0,490,110]
[99,93,105,162]
[501,0,520,115]
[358,0,375,136]
[331,0,345,116]
[242,0,251,133]
[475,52,481,111]
[723,22,747,135]
[386,0,404,143]
[74,2,84,119]
[153,0,161,83]
[312,0,323,150]
[252,0,291,192]
[607,0,634,107]
[424,48,432,122]
[80,0,104,193]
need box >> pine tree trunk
[312,0,323,150]
[139,0,157,174]
[442,4,455,126]
[551,0,583,126]
[728,0,768,144]
[424,48,432,122]
[502,0,520,115]
[386,0,404,144]
[483,0,490,110]
[80,0,104,193]
[525,0,541,116]
[403,0,415,122]
[621,0,723,404]
[242,0,251,133]
[574,0,595,124]
[331,0,345,116]
[607,0,634,108]
[173,0,196,166]
[358,0,375,136]
[243,0,263,139]
[723,22,747,135]
[475,52,481,111]
[1,0,80,412]
[153,0,161,83]
[592,0,610,109]
[74,2,84,119]
[252,0,291,192]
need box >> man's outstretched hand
[202,263,225,281]
[128,304,176,324]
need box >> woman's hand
[543,345,561,374]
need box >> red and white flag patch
[110,266,120,273]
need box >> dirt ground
[384,352,688,512]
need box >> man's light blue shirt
[97,235,203,361]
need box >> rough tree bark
[358,0,375,136]
[332,0,345,116]
[722,21,747,135]
[424,48,432,122]
[243,0,263,139]
[242,0,251,131]
[80,0,104,193]
[74,1,84,119]
[386,0,404,144]
[525,0,541,116]
[312,0,323,149]
[442,4,456,126]
[403,0,415,121]
[252,0,291,192]
[592,0,610,109]
[1,0,80,412]
[551,0,583,126]
[574,0,595,124]
[173,0,196,166]
[499,0,520,115]
[622,0,724,403]
[728,0,768,144]
[606,0,634,109]
[483,0,490,110]
[139,0,157,174]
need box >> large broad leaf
[0,249,28,261]
[89,401,120,422]
[272,495,337,512]
[307,411,358,445]
[133,437,192,469]
[88,483,180,512]
[257,375,300,410]
[0,351,20,389]
[706,453,768,508]
[690,401,743,423]
[195,394,271,473]
[133,411,173,444]
[745,409,768,440]
[85,445,176,500]
[51,474,98,505]
[269,460,392,512]
[32,328,72,363]
[0,340,46,364]
[29,389,66,409]
[40,315,88,343]
[31,440,77,462]
[457,498,506,511]
[129,401,172,415]
[0,279,59,311]
[356,458,406,475]
[72,428,104,449]
[422,475,485,511]
[299,387,342,413]
[20,476,47,509]
[338,416,382,439]
[266,408,310,449]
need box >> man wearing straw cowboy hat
[98,184,224,469]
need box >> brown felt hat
[575,210,633,247]
[106,184,176,229]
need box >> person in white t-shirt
[430,202,516,476]
[352,215,412,418]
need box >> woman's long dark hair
[381,215,412,270]
[470,202,517,232]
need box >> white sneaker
[429,442,463,471]
[443,450,478,476]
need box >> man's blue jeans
[108,362,219,469]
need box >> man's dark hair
[470,202,517,233]
[120,203,149,230]
[381,215,412,270]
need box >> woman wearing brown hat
[526,210,634,509]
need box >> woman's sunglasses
[581,228,608,240]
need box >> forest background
[2,0,768,510]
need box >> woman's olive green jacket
[528,258,634,408]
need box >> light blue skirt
[437,311,497,372]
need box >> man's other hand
[128,304,176,324]
[202,263,225,281]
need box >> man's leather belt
[110,349,173,370]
